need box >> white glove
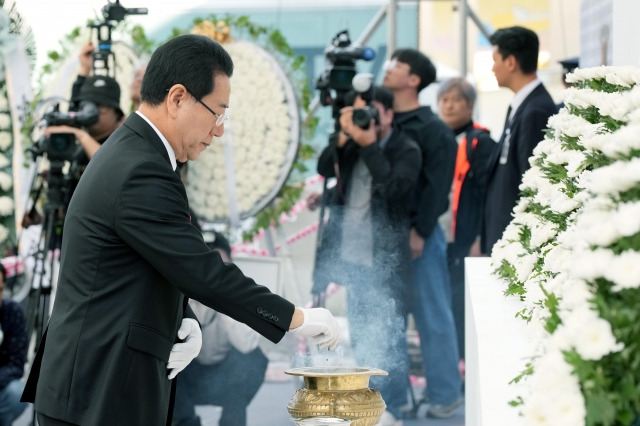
[167,318,202,380]
[289,307,340,350]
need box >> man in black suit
[482,26,557,255]
[21,34,340,426]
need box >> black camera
[31,101,99,162]
[350,73,378,130]
[352,106,379,130]
[316,30,375,116]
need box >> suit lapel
[487,84,547,175]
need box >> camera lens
[352,106,378,130]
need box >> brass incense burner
[285,367,388,426]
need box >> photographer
[313,85,421,426]
[46,44,125,164]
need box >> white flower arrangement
[185,38,300,224]
[492,66,640,424]
[0,14,15,253]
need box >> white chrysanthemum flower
[557,277,594,312]
[520,166,546,192]
[603,250,640,291]
[514,253,538,283]
[0,131,11,151]
[564,307,624,360]
[599,123,640,158]
[0,195,13,216]
[0,171,11,191]
[565,150,587,178]
[567,65,640,87]
[529,222,558,249]
[0,114,10,129]
[569,247,616,281]
[575,208,620,247]
[522,348,586,426]
[613,202,640,237]
[0,94,8,111]
[0,153,8,168]
[543,245,572,274]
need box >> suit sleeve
[114,161,294,343]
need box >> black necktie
[498,106,513,165]
[503,105,512,130]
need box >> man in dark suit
[21,34,340,426]
[482,26,557,255]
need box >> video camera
[316,30,375,118]
[30,101,99,162]
[89,0,148,76]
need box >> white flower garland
[491,66,640,424]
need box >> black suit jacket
[482,83,557,254]
[22,113,295,425]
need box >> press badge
[499,128,511,164]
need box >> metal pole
[459,0,468,77]
[466,3,492,41]
[387,0,397,58]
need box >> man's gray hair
[436,77,477,107]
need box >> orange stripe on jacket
[451,123,488,237]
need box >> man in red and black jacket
[437,77,496,362]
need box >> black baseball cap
[75,76,123,115]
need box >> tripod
[24,160,68,350]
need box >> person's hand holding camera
[44,125,101,159]
[338,106,377,148]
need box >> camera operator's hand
[78,43,95,77]
[339,106,377,148]
[44,125,101,159]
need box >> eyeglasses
[383,58,398,71]
[184,87,230,127]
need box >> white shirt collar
[509,78,541,121]
[135,111,177,171]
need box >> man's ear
[505,54,518,73]
[408,73,421,90]
[166,84,189,117]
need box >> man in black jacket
[436,77,495,363]
[21,34,340,426]
[483,26,557,254]
[314,85,421,426]
[383,48,462,419]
